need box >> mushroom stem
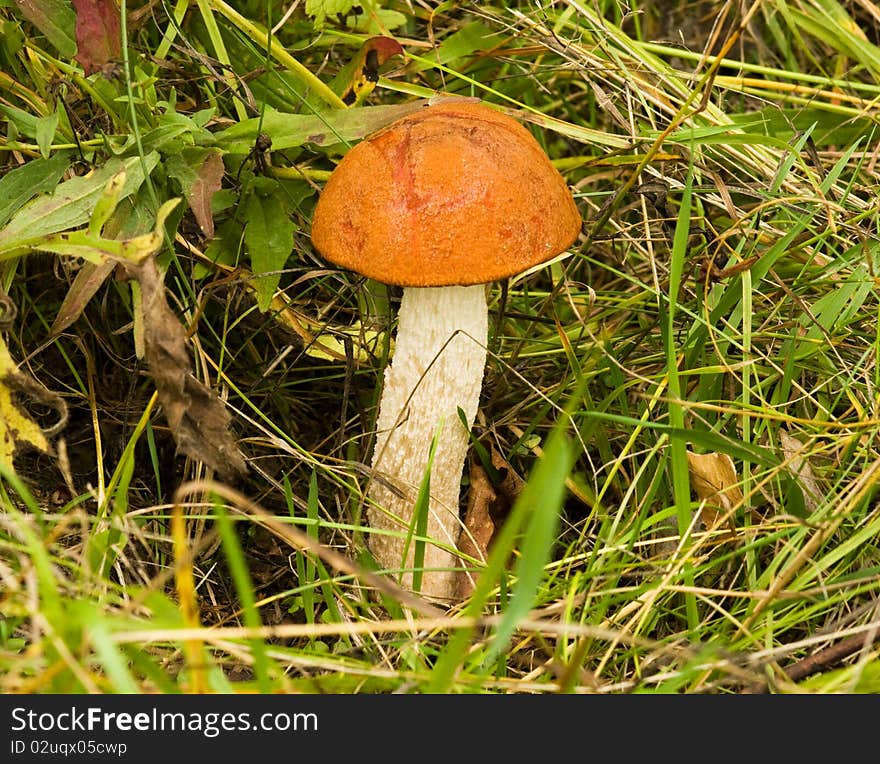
[367,284,488,601]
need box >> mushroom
[311,100,581,601]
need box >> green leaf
[305,0,357,29]
[243,187,296,312]
[13,0,77,57]
[88,169,126,235]
[0,20,26,61]
[0,463,64,640]
[429,419,575,691]
[412,21,504,72]
[85,609,141,693]
[482,428,573,666]
[1,197,179,265]
[85,525,128,577]
[799,658,880,693]
[0,152,69,229]
[34,109,59,160]
[136,110,215,155]
[198,218,242,279]
[406,431,439,595]
[0,152,159,254]
[789,6,880,77]
[780,473,807,519]
[214,102,426,154]
[347,8,406,33]
[0,103,40,138]
[214,505,271,693]
[730,107,874,148]
[164,153,198,195]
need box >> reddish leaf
[50,260,116,335]
[71,0,121,75]
[186,151,224,239]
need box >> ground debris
[135,257,246,479]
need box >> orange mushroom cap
[311,101,581,287]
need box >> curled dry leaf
[686,450,742,532]
[454,443,524,600]
[454,462,495,601]
[135,258,246,480]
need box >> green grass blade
[214,503,272,692]
[665,159,698,630]
[428,412,576,692]
[482,428,574,668]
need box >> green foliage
[214,102,423,154]
[305,0,360,29]
[243,179,297,312]
[13,0,76,57]
[0,155,157,248]
[0,153,68,227]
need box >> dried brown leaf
[492,443,525,503]
[454,443,524,600]
[136,258,246,479]
[686,450,742,531]
[71,0,121,75]
[454,462,496,601]
[185,151,224,239]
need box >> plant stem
[207,0,347,110]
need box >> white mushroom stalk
[367,285,487,600]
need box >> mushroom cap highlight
[311,101,581,287]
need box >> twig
[782,630,880,683]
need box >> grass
[2,0,880,693]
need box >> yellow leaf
[330,36,404,107]
[686,450,743,531]
[300,324,385,363]
[0,335,53,473]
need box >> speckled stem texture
[367,285,488,601]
